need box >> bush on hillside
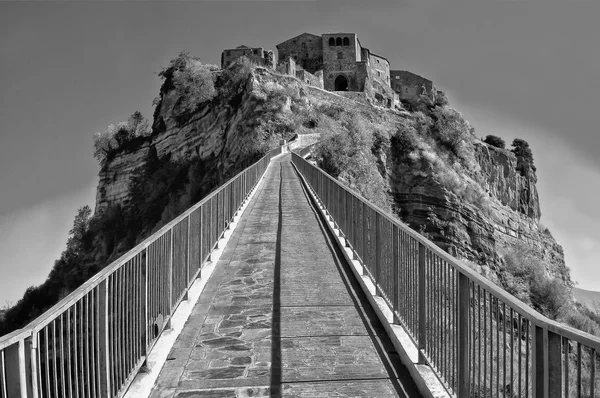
[430,106,474,161]
[313,114,391,210]
[483,134,506,149]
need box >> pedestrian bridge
[1,146,600,398]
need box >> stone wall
[221,46,275,69]
[276,33,323,74]
[390,70,433,101]
[296,69,323,89]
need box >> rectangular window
[253,49,259,55]
[395,76,400,80]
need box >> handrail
[291,150,600,397]
[0,145,287,398]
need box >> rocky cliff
[95,59,568,287]
[388,131,566,284]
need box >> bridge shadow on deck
[149,155,421,398]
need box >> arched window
[329,37,335,46]
[336,37,342,46]
[343,37,350,46]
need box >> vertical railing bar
[591,348,596,398]
[496,298,500,398]
[483,289,487,397]
[477,285,481,398]
[525,320,530,398]
[1,349,6,398]
[125,261,131,375]
[510,308,514,398]
[564,337,569,398]
[518,313,522,398]
[52,320,59,398]
[418,242,426,364]
[392,225,399,323]
[94,287,100,398]
[489,291,493,397]
[117,268,123,392]
[577,343,581,398]
[67,305,79,398]
[36,333,43,398]
[503,301,506,398]
[79,299,85,398]
[457,272,470,397]
[73,302,79,398]
[60,314,66,398]
[44,326,50,398]
[85,294,91,398]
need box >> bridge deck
[149,154,422,397]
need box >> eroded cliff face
[95,66,366,213]
[388,140,567,284]
[96,67,296,212]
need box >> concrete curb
[124,158,277,398]
[291,162,451,398]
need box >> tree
[57,205,93,266]
[511,138,535,172]
[93,124,118,163]
[93,112,151,164]
[173,59,217,113]
[127,111,151,138]
[484,134,506,149]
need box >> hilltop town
[221,32,436,109]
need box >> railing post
[418,242,426,364]
[533,325,546,398]
[98,279,111,397]
[547,330,562,398]
[457,272,470,397]
[30,334,39,398]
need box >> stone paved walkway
[149,154,422,397]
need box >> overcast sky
[0,0,599,305]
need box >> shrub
[434,90,449,107]
[431,106,474,161]
[483,134,506,149]
[313,114,391,209]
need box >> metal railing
[0,146,287,398]
[292,151,600,398]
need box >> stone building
[390,70,434,101]
[275,32,398,106]
[220,32,435,108]
[276,33,323,74]
[221,45,275,69]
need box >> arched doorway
[334,75,349,91]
